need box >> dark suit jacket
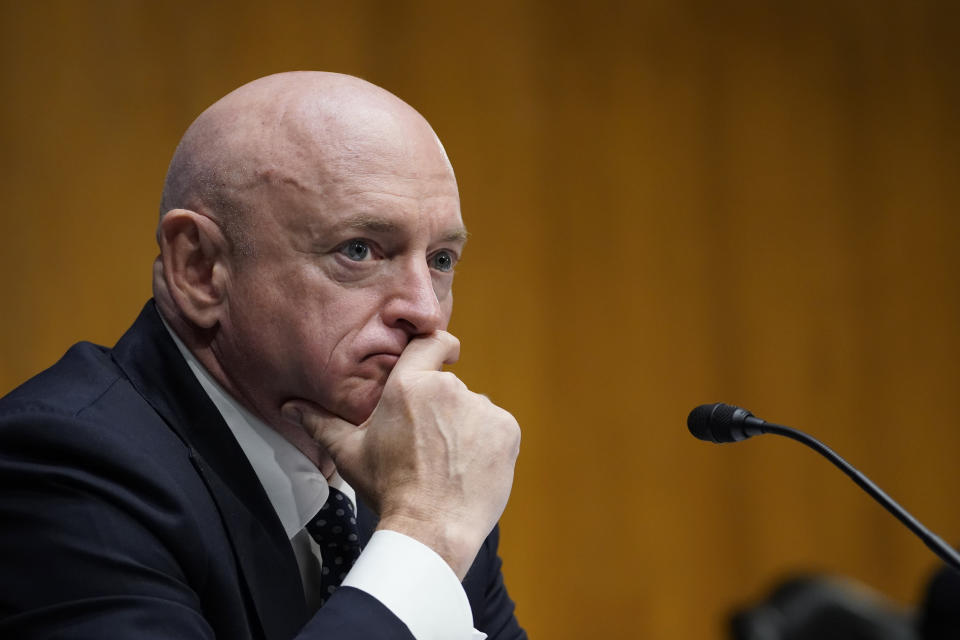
[0,302,525,640]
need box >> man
[0,72,525,639]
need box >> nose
[381,258,445,335]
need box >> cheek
[433,275,455,323]
[296,290,379,361]
[439,295,454,330]
[292,313,344,370]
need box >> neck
[157,303,337,477]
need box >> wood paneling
[2,2,958,638]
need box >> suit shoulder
[1,341,123,418]
[0,339,187,469]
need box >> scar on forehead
[343,214,469,243]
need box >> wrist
[376,511,482,580]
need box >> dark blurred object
[917,565,960,640]
[730,575,917,640]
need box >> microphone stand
[761,421,960,573]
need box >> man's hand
[281,331,521,579]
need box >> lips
[358,339,407,373]
[360,339,406,364]
[362,352,400,365]
[360,344,404,365]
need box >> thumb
[281,400,361,459]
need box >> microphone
[688,402,960,572]
[687,402,765,442]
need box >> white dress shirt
[163,323,485,640]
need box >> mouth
[360,347,404,368]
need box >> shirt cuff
[341,529,486,640]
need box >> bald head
[159,71,454,256]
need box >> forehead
[239,97,465,241]
[256,154,465,247]
[318,173,463,238]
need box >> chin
[340,404,375,426]
[337,386,384,425]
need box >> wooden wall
[1,2,958,638]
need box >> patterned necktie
[305,486,362,605]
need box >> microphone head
[688,402,761,443]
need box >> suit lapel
[111,302,309,640]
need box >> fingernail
[281,404,303,425]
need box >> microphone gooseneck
[687,402,960,573]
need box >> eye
[340,239,371,261]
[429,250,456,272]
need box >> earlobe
[158,209,229,329]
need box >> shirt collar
[161,318,355,539]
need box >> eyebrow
[345,215,400,234]
[441,227,470,243]
[343,214,469,244]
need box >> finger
[392,330,461,374]
[281,400,359,456]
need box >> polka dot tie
[305,486,362,606]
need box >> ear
[157,209,230,329]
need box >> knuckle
[434,330,460,350]
[436,370,464,390]
[389,370,425,395]
[389,369,462,399]
[447,333,461,352]
[487,407,521,450]
[505,416,521,444]
[390,372,413,395]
